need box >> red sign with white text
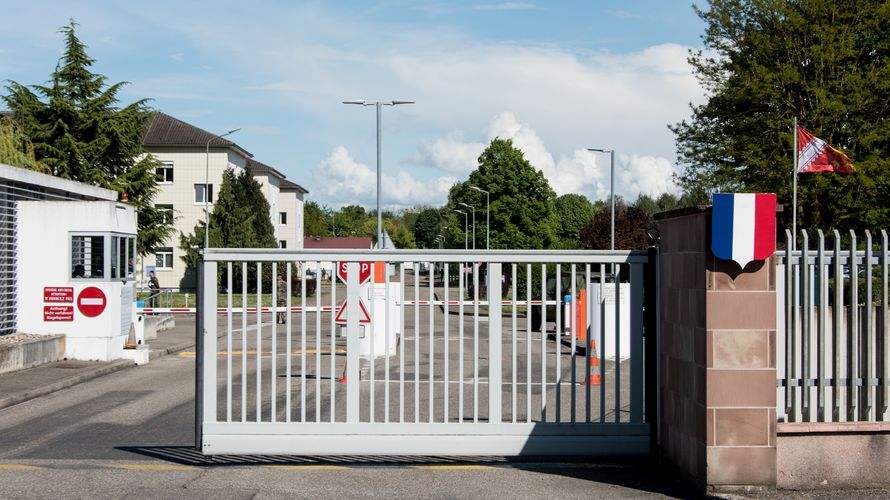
[44,287,74,303]
[336,261,372,285]
[44,305,74,321]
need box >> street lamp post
[205,128,241,249]
[588,148,615,251]
[458,202,476,250]
[453,209,468,250]
[343,99,415,249]
[470,186,489,250]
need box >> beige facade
[140,114,307,290]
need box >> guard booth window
[71,235,104,279]
[111,235,136,280]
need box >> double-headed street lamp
[458,202,476,250]
[469,185,489,250]
[205,128,241,249]
[588,148,615,251]
[342,99,415,249]
[453,209,468,250]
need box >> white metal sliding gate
[197,249,652,456]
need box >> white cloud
[414,131,486,174]
[423,111,678,203]
[474,3,536,11]
[170,52,184,61]
[313,146,457,208]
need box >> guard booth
[16,200,137,361]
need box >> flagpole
[792,116,798,251]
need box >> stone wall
[657,208,777,492]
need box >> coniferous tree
[0,117,49,172]
[3,21,173,254]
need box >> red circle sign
[77,287,107,317]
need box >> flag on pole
[796,126,855,174]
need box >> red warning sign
[44,305,74,321]
[334,300,371,324]
[44,287,74,303]
[77,286,107,317]
[336,261,372,285]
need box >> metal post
[610,150,615,251]
[204,128,240,249]
[471,186,490,250]
[792,117,798,251]
[194,259,204,451]
[376,102,382,248]
[342,99,414,249]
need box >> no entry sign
[77,287,107,317]
[336,261,372,285]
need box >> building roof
[280,177,309,194]
[246,157,286,180]
[143,112,252,158]
[303,236,373,249]
[0,162,118,201]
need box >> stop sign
[77,287,107,317]
[336,261,372,285]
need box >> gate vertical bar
[286,262,292,422]
[429,262,435,423]
[864,231,874,420]
[849,231,859,420]
[570,266,577,424]
[488,263,502,424]
[444,263,450,422]
[877,229,890,421]
[242,263,248,422]
[346,262,360,423]
[201,260,218,445]
[630,262,644,424]
[512,263,518,423]
[256,263,262,422]
[817,231,826,421]
[833,231,843,420]
[526,263,532,423]
[615,264,622,423]
[226,262,232,422]
[785,230,794,418]
[802,231,811,420]
[330,263,337,422]
[271,262,278,422]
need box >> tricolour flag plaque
[711,193,777,268]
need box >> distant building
[303,236,374,278]
[142,113,308,289]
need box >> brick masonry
[657,208,777,491]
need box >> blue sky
[0,1,708,209]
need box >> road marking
[108,464,199,471]
[0,464,42,470]
[410,465,495,470]
[179,348,346,357]
[266,465,349,470]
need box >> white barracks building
[142,113,307,289]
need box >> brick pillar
[657,208,777,493]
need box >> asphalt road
[0,343,697,499]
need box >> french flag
[711,193,776,267]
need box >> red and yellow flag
[796,126,855,174]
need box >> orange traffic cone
[584,338,601,386]
[339,361,348,384]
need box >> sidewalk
[0,315,195,411]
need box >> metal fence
[197,248,654,456]
[777,229,889,423]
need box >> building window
[156,161,174,183]
[156,247,174,270]
[194,184,213,204]
[279,240,287,249]
[71,235,104,279]
[110,235,136,280]
[156,204,174,224]
[279,212,287,225]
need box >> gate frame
[195,248,658,456]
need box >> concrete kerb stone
[0,359,132,411]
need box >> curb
[0,359,133,411]
[149,340,195,361]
